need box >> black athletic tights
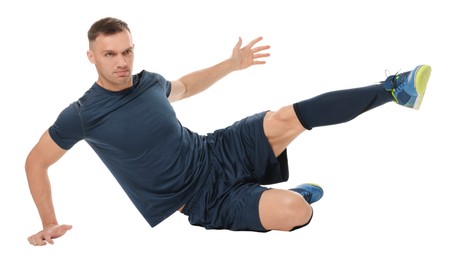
[293,84,394,130]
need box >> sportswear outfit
[49,65,431,231]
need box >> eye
[105,52,114,57]
[124,49,133,55]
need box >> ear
[87,50,95,64]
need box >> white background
[2,0,454,259]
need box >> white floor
[2,1,454,259]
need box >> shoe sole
[305,182,323,189]
[413,65,432,110]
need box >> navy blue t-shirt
[49,70,210,227]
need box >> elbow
[177,80,190,100]
[25,150,47,178]
[25,152,36,178]
[169,80,190,102]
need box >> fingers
[238,36,270,51]
[253,52,270,60]
[58,224,73,236]
[28,231,54,246]
[245,37,270,59]
[234,37,243,50]
[252,45,271,54]
[246,36,264,48]
[27,224,72,246]
[28,233,48,246]
[252,55,269,65]
[43,232,55,245]
[61,224,73,231]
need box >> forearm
[26,166,58,228]
[178,58,235,99]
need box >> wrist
[42,221,59,229]
[223,58,237,72]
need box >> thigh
[183,171,270,232]
[207,111,289,185]
[263,105,306,156]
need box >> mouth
[115,69,129,77]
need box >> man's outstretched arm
[25,130,72,246]
[168,36,270,102]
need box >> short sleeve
[153,72,171,97]
[48,102,85,150]
[165,80,171,97]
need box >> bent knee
[260,190,313,231]
[282,197,313,231]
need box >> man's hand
[28,224,72,246]
[231,36,270,71]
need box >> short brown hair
[87,17,130,42]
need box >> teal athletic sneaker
[384,65,432,110]
[290,183,324,204]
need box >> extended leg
[263,84,392,156]
[264,65,432,155]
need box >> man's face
[87,30,134,91]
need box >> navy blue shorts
[181,112,289,231]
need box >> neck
[96,77,133,92]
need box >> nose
[117,55,127,67]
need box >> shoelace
[302,191,312,203]
[384,69,401,79]
[385,69,412,89]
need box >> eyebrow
[102,46,134,54]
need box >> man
[26,17,431,246]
